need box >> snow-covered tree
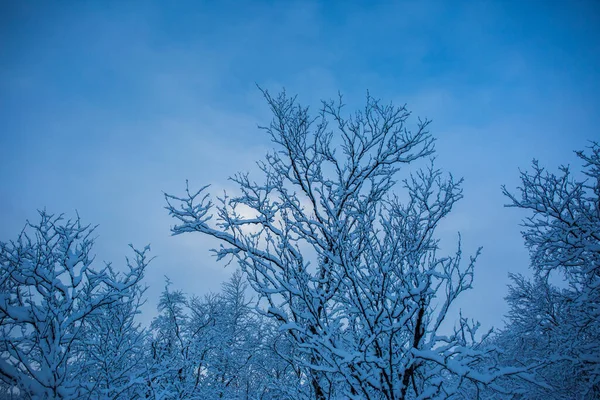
[147,271,296,399]
[147,279,193,399]
[0,211,149,399]
[491,274,582,399]
[75,248,151,399]
[165,90,523,399]
[187,270,268,399]
[499,142,600,398]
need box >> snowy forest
[1,90,599,400]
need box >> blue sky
[1,0,599,330]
